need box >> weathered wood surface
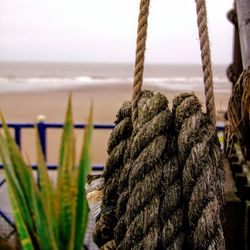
[236,0,250,68]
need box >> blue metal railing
[0,121,225,168]
[0,121,115,169]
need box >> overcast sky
[0,0,234,64]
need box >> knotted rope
[173,93,225,250]
[115,91,154,247]
[159,141,185,250]
[195,0,216,127]
[92,102,133,249]
[117,91,179,250]
[115,90,154,248]
[132,0,150,126]
[226,66,250,158]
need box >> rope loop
[132,0,150,126]
[132,0,217,127]
[195,0,216,126]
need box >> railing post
[14,126,21,149]
[37,115,47,161]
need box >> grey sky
[0,0,234,64]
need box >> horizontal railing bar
[32,164,104,171]
[0,122,225,130]
[0,123,34,128]
[0,122,115,129]
[0,164,104,171]
[45,123,115,129]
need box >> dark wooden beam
[236,0,250,69]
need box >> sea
[0,62,231,94]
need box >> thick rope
[116,91,185,249]
[196,0,216,127]
[132,0,150,126]
[159,144,185,249]
[173,93,225,250]
[92,102,133,249]
[115,90,154,248]
[226,66,250,158]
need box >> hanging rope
[132,0,150,126]
[173,93,225,250]
[115,91,154,248]
[226,67,250,158]
[116,91,176,250]
[195,0,216,127]
[159,143,185,249]
[92,102,133,249]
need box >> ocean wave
[0,75,231,94]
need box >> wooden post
[236,0,250,69]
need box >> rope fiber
[132,0,150,126]
[195,0,216,126]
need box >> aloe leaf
[7,181,34,250]
[68,171,77,250]
[58,141,73,250]
[56,95,74,213]
[57,95,76,249]
[0,123,34,236]
[0,128,35,237]
[68,135,79,250]
[31,181,58,250]
[0,113,35,217]
[74,103,93,250]
[58,94,74,173]
[35,127,59,247]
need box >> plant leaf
[0,113,35,220]
[58,142,73,250]
[35,127,59,247]
[7,181,34,250]
[56,95,75,249]
[74,102,93,250]
[31,181,58,250]
[0,131,35,234]
[0,123,36,243]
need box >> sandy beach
[0,84,230,165]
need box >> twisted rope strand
[173,93,225,250]
[92,103,132,248]
[196,0,216,127]
[132,0,150,126]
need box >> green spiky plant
[0,96,93,250]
